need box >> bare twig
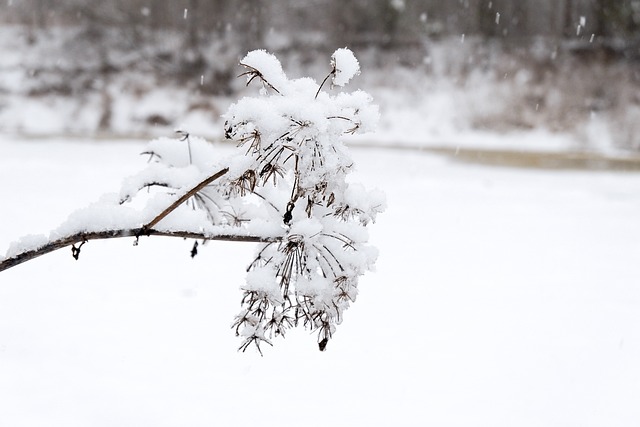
[141,167,230,233]
[315,70,335,99]
[71,240,86,260]
[238,63,281,94]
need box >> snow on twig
[0,229,278,273]
[1,48,384,352]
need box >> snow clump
[331,48,361,87]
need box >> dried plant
[0,48,385,353]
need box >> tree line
[3,0,639,51]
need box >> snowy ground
[1,136,640,426]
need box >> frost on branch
[0,48,384,353]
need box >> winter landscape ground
[2,1,640,424]
[1,134,639,426]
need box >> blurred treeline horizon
[4,0,640,57]
[1,1,639,149]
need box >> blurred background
[2,5,640,425]
[1,0,639,153]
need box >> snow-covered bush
[0,49,385,353]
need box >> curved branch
[238,64,281,94]
[315,71,334,99]
[1,167,238,274]
[0,228,281,273]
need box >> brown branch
[141,167,229,232]
[1,167,239,273]
[0,228,281,273]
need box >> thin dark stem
[142,167,229,232]
[250,190,281,214]
[0,228,281,273]
[238,63,281,94]
[315,71,334,99]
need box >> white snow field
[1,136,639,427]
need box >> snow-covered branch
[0,229,278,273]
[1,48,384,352]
